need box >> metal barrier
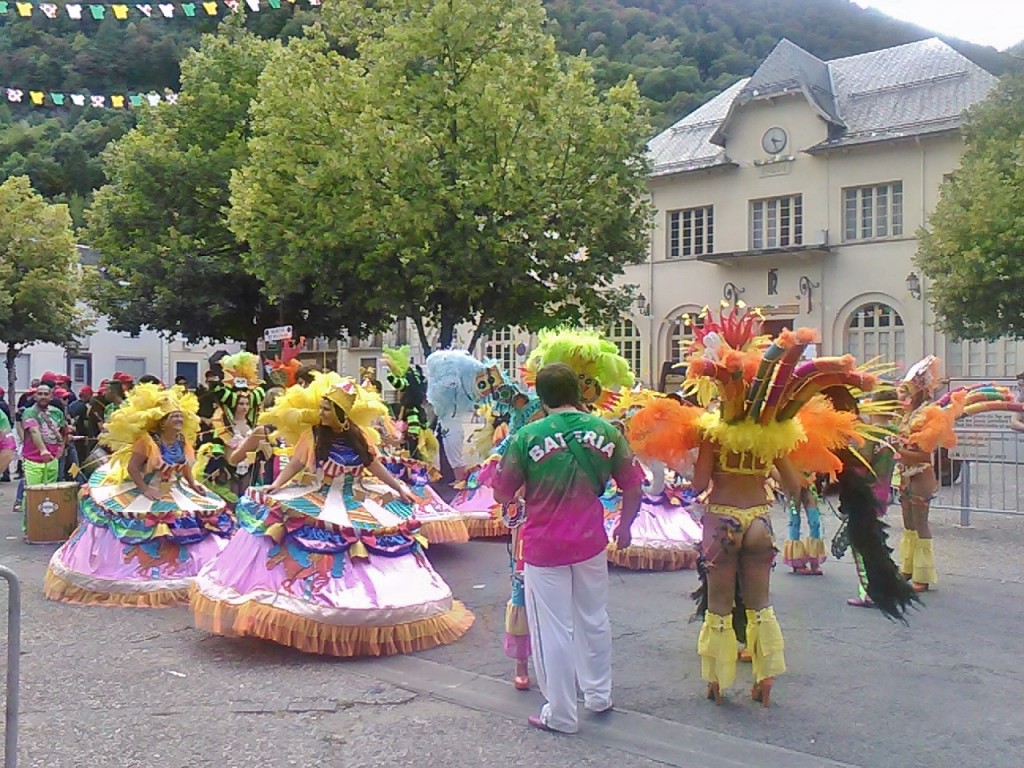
[931,428,1024,525]
[0,566,20,768]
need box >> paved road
[1,484,1023,768]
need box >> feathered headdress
[900,355,941,398]
[679,303,772,406]
[100,383,200,480]
[259,372,390,448]
[425,350,503,423]
[266,337,305,389]
[525,328,634,408]
[218,351,266,424]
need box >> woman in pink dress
[191,374,474,657]
[45,383,232,607]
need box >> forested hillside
[0,0,1014,227]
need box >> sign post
[263,325,293,343]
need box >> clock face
[762,127,788,155]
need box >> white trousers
[524,550,613,733]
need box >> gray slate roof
[650,37,998,177]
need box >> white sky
[855,0,1024,50]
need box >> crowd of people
[29,312,1024,734]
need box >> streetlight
[905,272,922,300]
[635,293,651,317]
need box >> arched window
[844,302,905,370]
[485,327,517,375]
[606,319,642,376]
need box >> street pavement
[1,482,1023,768]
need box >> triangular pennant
[89,4,105,19]
[307,0,321,5]
[146,92,161,106]
[202,1,216,13]
[158,3,173,16]
[39,3,58,18]
[90,95,106,108]
[15,2,32,17]
[164,93,178,104]
[267,0,279,7]
[136,4,152,16]
[51,93,66,106]
[245,0,258,10]
[181,2,196,16]
[0,3,8,14]
[111,4,128,18]
[111,95,126,108]
[129,94,143,107]
[5,89,23,103]
[29,91,45,106]
[70,94,86,106]
[66,4,82,19]
[224,0,239,12]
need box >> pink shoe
[527,715,557,732]
[846,597,873,607]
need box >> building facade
[618,38,1015,388]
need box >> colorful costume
[426,349,505,533]
[45,384,232,607]
[782,479,826,574]
[605,390,701,571]
[897,359,1024,589]
[383,345,438,465]
[191,373,474,657]
[629,305,915,703]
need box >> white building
[1,246,239,398]
[617,38,1015,389]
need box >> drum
[25,482,80,544]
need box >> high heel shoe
[514,675,530,691]
[751,677,774,707]
[706,682,723,704]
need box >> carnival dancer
[426,349,504,484]
[894,363,1024,592]
[208,352,266,501]
[628,304,915,706]
[605,390,701,572]
[782,477,826,575]
[44,383,232,607]
[826,388,903,608]
[190,373,474,657]
[383,346,439,464]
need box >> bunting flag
[2,86,179,109]
[0,0,321,19]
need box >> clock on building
[761,127,788,155]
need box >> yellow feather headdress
[100,383,200,480]
[220,351,263,390]
[259,371,391,448]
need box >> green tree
[85,22,357,351]
[231,0,652,353]
[915,73,1024,340]
[0,175,84,398]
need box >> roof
[648,78,747,179]
[650,37,998,177]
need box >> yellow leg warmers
[912,537,937,586]
[698,611,737,689]
[746,607,786,683]
[899,529,918,576]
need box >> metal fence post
[0,566,21,768]
[959,461,972,527]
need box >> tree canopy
[230,0,652,353]
[84,22,365,350]
[0,175,83,394]
[915,73,1024,341]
